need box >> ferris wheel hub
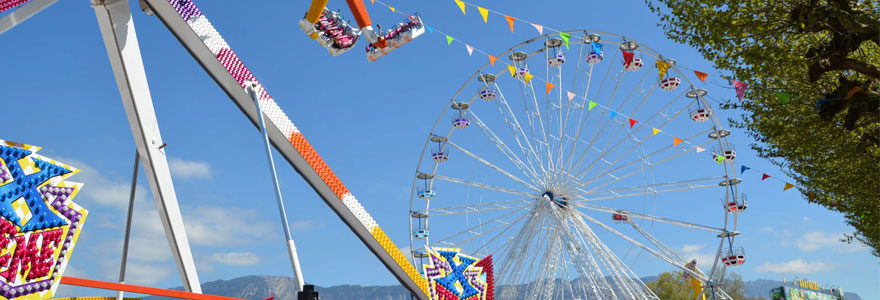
[541,191,569,208]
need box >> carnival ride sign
[423,247,494,300]
[0,140,88,300]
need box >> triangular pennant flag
[389,6,395,12]
[507,65,516,77]
[716,156,726,163]
[370,0,375,3]
[696,146,705,153]
[628,118,638,128]
[609,111,617,119]
[693,70,708,82]
[740,165,751,174]
[656,60,671,79]
[546,82,556,94]
[762,173,770,180]
[567,91,576,101]
[559,32,572,49]
[622,51,634,65]
[733,80,748,101]
[531,23,544,34]
[588,101,597,111]
[488,55,497,66]
[652,128,660,135]
[504,15,516,33]
[454,0,466,14]
[673,137,683,146]
[426,26,434,34]
[466,45,474,56]
[446,35,454,45]
[784,182,795,191]
[477,6,489,23]
[524,73,534,83]
[776,91,792,104]
[591,42,604,55]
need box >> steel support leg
[92,0,202,292]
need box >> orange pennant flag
[673,137,683,146]
[370,0,375,3]
[694,70,708,82]
[488,55,497,66]
[784,183,795,191]
[546,82,556,94]
[504,15,516,33]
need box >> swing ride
[0,0,753,299]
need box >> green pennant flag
[446,35,454,45]
[588,100,597,111]
[559,32,571,49]
[716,155,726,164]
[776,91,792,104]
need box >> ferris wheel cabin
[477,74,497,101]
[721,247,746,266]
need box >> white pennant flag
[531,23,544,34]
[567,91,576,101]
[466,44,474,56]
[695,146,705,153]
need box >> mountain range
[142,275,862,300]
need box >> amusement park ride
[0,0,751,299]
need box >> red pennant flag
[673,137,683,146]
[622,51,634,65]
[693,71,708,82]
[488,55,497,66]
[504,15,516,33]
[545,82,556,94]
[628,118,637,128]
[762,173,770,180]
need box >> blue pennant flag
[426,26,434,34]
[591,42,604,55]
[740,165,751,174]
[609,111,616,120]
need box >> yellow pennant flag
[673,137,683,146]
[370,0,375,3]
[454,0,466,14]
[652,128,660,135]
[784,183,795,191]
[546,82,556,94]
[508,65,516,77]
[478,6,489,23]
[656,60,671,79]
[524,73,534,83]
[389,6,395,12]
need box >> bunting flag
[693,70,708,82]
[591,42,604,55]
[652,128,660,135]
[762,173,771,180]
[504,15,516,32]
[546,82,556,94]
[740,165,751,174]
[567,91,576,101]
[488,55,497,66]
[446,35,454,45]
[507,65,516,76]
[466,45,474,55]
[656,60,671,79]
[426,26,434,34]
[389,6,395,12]
[478,6,489,23]
[784,182,796,191]
[673,137,683,146]
[733,80,748,101]
[531,23,544,34]
[716,156,726,163]
[559,32,572,49]
[370,0,375,3]
[454,0,466,14]
[524,73,534,83]
[696,146,705,153]
[629,118,638,128]
[588,101,597,111]
[776,92,792,104]
[609,111,617,119]
[622,51,634,65]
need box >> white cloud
[759,226,773,232]
[209,252,260,266]
[680,243,715,269]
[123,262,174,285]
[169,157,212,179]
[55,157,149,209]
[795,231,866,252]
[183,206,274,246]
[754,259,832,274]
[291,220,315,231]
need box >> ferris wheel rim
[408,29,741,299]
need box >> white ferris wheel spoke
[434,175,535,197]
[431,206,530,247]
[483,89,548,181]
[575,176,724,196]
[467,109,543,183]
[426,198,533,217]
[445,140,541,192]
[571,202,724,233]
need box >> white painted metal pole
[117,151,139,300]
[247,82,305,292]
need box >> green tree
[644,0,879,256]
[646,272,692,299]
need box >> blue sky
[1,0,877,298]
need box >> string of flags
[369,0,809,195]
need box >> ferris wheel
[408,30,747,300]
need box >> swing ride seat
[299,9,361,56]
[366,15,426,62]
[660,77,681,91]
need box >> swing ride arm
[140,0,430,298]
